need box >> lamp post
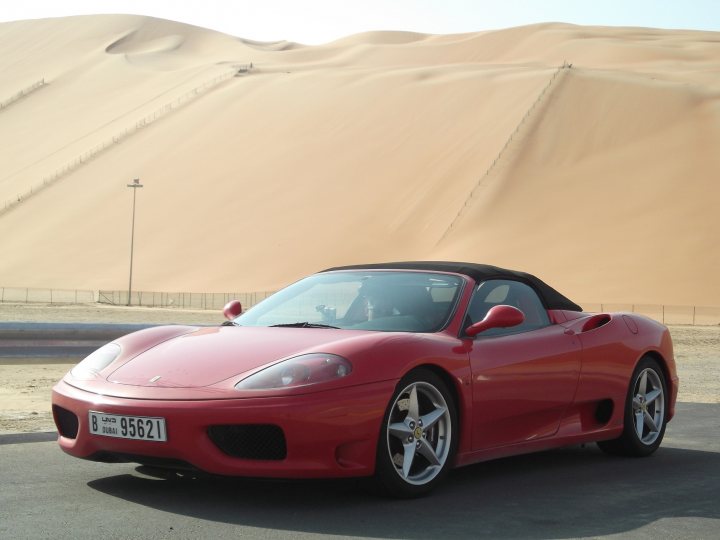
[126,178,143,306]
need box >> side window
[464,279,551,337]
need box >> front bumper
[52,378,395,478]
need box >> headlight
[235,353,352,390]
[70,343,121,379]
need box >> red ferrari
[52,262,678,497]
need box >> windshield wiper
[270,322,340,329]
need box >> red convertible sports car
[52,262,678,497]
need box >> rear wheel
[598,356,667,456]
[374,369,457,498]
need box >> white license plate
[89,411,167,442]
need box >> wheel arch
[402,363,466,452]
[639,350,672,393]
[409,363,460,405]
[635,349,678,420]
[597,352,670,457]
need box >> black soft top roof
[322,261,583,312]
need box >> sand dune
[0,16,718,307]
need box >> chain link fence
[0,287,96,304]
[0,287,272,311]
[579,303,720,326]
[0,287,273,310]
[97,290,274,311]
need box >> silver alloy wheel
[631,367,665,445]
[386,381,452,486]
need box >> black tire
[374,368,458,498]
[598,356,668,457]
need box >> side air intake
[581,314,611,333]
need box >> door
[465,280,581,450]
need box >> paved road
[1,403,718,540]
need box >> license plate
[89,411,167,442]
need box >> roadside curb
[0,431,56,445]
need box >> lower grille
[53,405,79,438]
[208,424,287,460]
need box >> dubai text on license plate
[89,411,167,441]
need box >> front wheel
[598,356,668,457]
[374,369,458,498]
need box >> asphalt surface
[1,403,718,540]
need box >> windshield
[235,271,464,333]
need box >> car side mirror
[223,300,243,320]
[465,305,525,337]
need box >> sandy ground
[0,303,717,434]
[0,302,223,325]
[665,325,720,403]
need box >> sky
[1,0,719,44]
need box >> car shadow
[87,443,720,539]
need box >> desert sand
[0,16,718,308]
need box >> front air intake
[208,424,287,460]
[53,405,79,438]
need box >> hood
[107,326,368,388]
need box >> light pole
[126,178,143,306]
